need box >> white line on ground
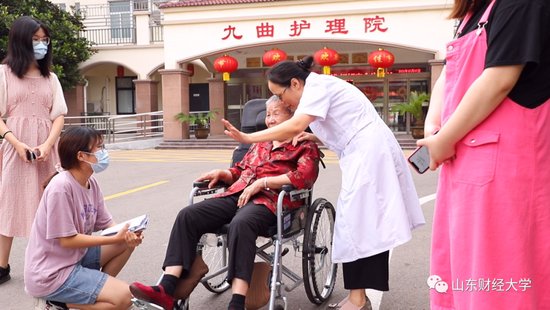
[366,193,436,310]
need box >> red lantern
[214,54,238,81]
[186,63,195,77]
[314,47,340,75]
[368,48,395,77]
[263,48,287,66]
[117,66,124,77]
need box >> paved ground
[1,149,439,310]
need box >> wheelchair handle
[193,180,229,189]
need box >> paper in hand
[101,214,148,236]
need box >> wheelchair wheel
[302,198,337,304]
[174,298,189,310]
[197,233,231,293]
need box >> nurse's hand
[223,119,252,144]
[294,132,319,145]
[416,134,456,171]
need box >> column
[160,69,191,140]
[134,79,159,114]
[207,78,225,136]
[429,59,445,90]
[134,11,151,45]
[134,79,159,136]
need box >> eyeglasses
[276,86,289,101]
[32,36,50,46]
[81,144,105,153]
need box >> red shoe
[130,282,174,310]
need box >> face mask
[83,149,110,173]
[33,41,47,60]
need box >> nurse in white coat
[223,56,425,310]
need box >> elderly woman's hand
[238,179,264,207]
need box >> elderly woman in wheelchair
[130,96,323,310]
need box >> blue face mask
[33,41,47,60]
[83,149,110,173]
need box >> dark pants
[342,250,390,291]
[163,194,276,284]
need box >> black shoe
[46,300,69,310]
[0,264,10,284]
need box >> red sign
[220,16,388,40]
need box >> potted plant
[174,110,221,139]
[390,91,430,139]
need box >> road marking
[419,193,437,205]
[104,181,169,201]
[368,193,437,309]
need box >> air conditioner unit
[87,102,103,113]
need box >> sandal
[328,296,349,309]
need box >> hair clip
[55,163,65,173]
[298,59,306,67]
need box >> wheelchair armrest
[192,180,229,197]
[282,184,296,192]
[281,185,311,202]
[193,180,229,189]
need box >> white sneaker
[33,298,69,310]
[33,298,47,310]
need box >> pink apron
[430,1,550,309]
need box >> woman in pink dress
[418,0,550,309]
[0,16,67,284]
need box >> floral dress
[0,65,67,237]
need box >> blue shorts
[42,246,108,305]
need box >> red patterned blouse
[213,140,321,213]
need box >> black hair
[2,16,52,78]
[43,127,103,188]
[266,56,314,87]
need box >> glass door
[226,83,264,130]
[388,80,409,132]
[227,84,244,130]
[355,81,384,120]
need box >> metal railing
[64,111,164,144]
[151,25,163,42]
[81,28,136,45]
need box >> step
[156,138,419,150]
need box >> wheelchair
[132,99,337,310]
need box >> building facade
[60,0,454,140]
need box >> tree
[0,0,96,90]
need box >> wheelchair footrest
[131,298,164,310]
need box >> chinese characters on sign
[221,17,388,40]
[452,278,532,292]
[364,16,388,32]
[222,25,243,40]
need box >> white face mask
[33,41,47,60]
[82,149,110,173]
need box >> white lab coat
[296,73,425,263]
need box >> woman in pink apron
[418,0,550,309]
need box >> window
[109,1,133,39]
[116,77,136,114]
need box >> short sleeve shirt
[24,171,113,297]
[295,73,378,157]
[458,0,550,108]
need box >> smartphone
[408,145,430,174]
[26,150,37,163]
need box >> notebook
[101,214,148,236]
